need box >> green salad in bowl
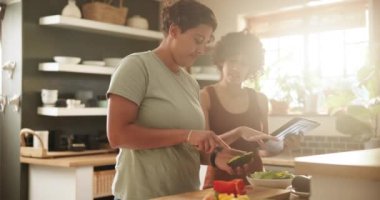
[247,171,294,188]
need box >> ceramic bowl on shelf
[127,15,149,30]
[54,56,81,65]
[103,58,122,67]
[82,60,105,66]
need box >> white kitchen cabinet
[21,154,116,200]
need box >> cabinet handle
[2,60,16,79]
[0,95,6,112]
[8,94,21,112]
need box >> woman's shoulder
[118,51,157,71]
[246,89,268,106]
[200,84,217,107]
[255,91,268,102]
[124,51,152,63]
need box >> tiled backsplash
[290,135,364,156]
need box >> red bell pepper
[213,179,246,195]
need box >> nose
[230,63,239,71]
[196,44,208,56]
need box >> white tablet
[270,117,320,140]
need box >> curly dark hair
[161,0,217,35]
[213,31,264,76]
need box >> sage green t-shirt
[107,51,205,200]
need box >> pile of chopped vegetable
[251,171,294,179]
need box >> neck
[153,41,180,73]
[217,80,245,96]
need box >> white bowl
[54,56,81,64]
[246,175,292,189]
[82,60,105,66]
[127,15,149,29]
[103,58,122,67]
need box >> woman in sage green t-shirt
[107,1,273,199]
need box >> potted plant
[332,60,380,147]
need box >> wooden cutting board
[152,186,290,200]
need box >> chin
[226,80,243,87]
[181,60,196,68]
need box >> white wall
[199,0,310,40]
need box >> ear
[168,24,181,38]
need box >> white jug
[62,0,82,18]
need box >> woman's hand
[284,133,303,150]
[214,148,252,175]
[187,130,230,153]
[238,126,278,146]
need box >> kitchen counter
[294,148,380,200]
[295,148,380,180]
[262,155,294,167]
[21,153,117,200]
[20,153,117,167]
[152,186,289,200]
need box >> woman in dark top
[200,31,278,188]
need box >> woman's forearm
[219,127,241,145]
[107,123,189,149]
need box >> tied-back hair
[212,30,264,76]
[161,0,217,36]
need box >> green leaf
[326,90,356,110]
[346,105,372,121]
[369,104,380,116]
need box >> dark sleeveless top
[203,86,264,189]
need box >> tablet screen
[270,117,320,140]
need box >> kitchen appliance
[20,129,114,158]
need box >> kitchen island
[152,185,290,200]
[295,148,380,200]
[21,153,117,200]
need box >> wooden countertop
[152,186,289,200]
[20,152,295,168]
[20,153,117,168]
[295,148,380,180]
[262,155,294,167]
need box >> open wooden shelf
[37,107,107,117]
[39,15,163,41]
[39,62,115,75]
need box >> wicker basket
[93,169,115,198]
[82,0,128,25]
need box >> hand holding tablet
[263,118,320,154]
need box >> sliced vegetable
[213,179,246,195]
[217,193,250,200]
[227,152,254,168]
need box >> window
[247,1,369,113]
